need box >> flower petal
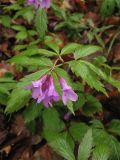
[62,89,78,105]
[40,0,51,8]
[59,77,71,90]
[67,89,78,101]
[32,88,40,99]
[62,91,68,105]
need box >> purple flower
[27,0,51,8]
[27,0,38,7]
[59,77,78,105]
[40,0,51,8]
[26,74,60,108]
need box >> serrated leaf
[12,25,26,31]
[14,44,27,51]
[43,108,65,133]
[70,60,106,94]
[0,85,10,95]
[0,92,9,105]
[20,46,39,56]
[55,67,72,85]
[43,108,65,142]
[82,60,120,91]
[5,89,31,113]
[45,41,60,54]
[16,31,28,40]
[90,120,104,129]
[51,72,62,96]
[0,78,16,83]
[1,15,11,27]
[23,102,43,123]
[4,3,22,11]
[107,119,120,136]
[19,68,49,87]
[26,120,36,135]
[61,43,80,55]
[38,49,57,57]
[92,144,110,160]
[69,122,89,142]
[73,93,86,110]
[49,134,75,160]
[78,129,93,160]
[93,129,120,160]
[9,55,52,67]
[82,94,102,116]
[13,6,34,22]
[35,8,48,39]
[100,0,115,16]
[21,47,57,57]
[67,101,74,115]
[74,45,102,59]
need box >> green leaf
[72,82,84,92]
[107,119,120,136]
[35,8,48,39]
[74,45,102,59]
[70,60,106,94]
[69,122,89,142]
[26,120,36,135]
[20,46,39,56]
[1,15,11,27]
[92,144,110,160]
[82,94,102,116]
[82,60,120,91]
[49,134,75,160]
[43,108,65,141]
[0,78,16,83]
[55,67,72,85]
[4,3,22,11]
[21,47,57,57]
[12,25,26,31]
[0,85,10,95]
[67,101,74,115]
[93,129,120,160]
[90,120,104,129]
[45,41,60,54]
[51,4,66,19]
[74,93,86,110]
[78,129,93,160]
[9,55,52,67]
[23,102,43,123]
[51,71,62,96]
[13,6,34,22]
[5,89,31,113]
[115,0,120,9]
[16,31,28,40]
[28,30,37,36]
[100,0,116,16]
[61,43,80,55]
[23,7,34,22]
[0,92,8,105]
[14,44,27,51]
[38,49,57,57]
[19,68,49,87]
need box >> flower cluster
[26,74,78,108]
[27,0,51,8]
